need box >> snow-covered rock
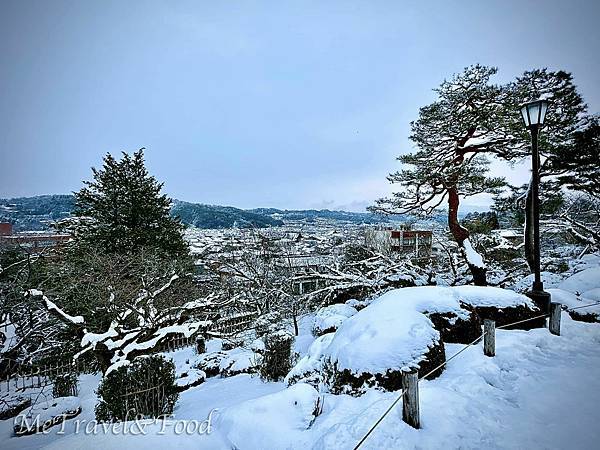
[286,333,335,387]
[558,267,600,295]
[218,383,321,449]
[312,304,357,336]
[13,396,81,436]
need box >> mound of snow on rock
[312,304,357,335]
[218,383,320,449]
[558,267,600,294]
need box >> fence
[1,311,259,392]
[1,357,80,393]
[122,383,170,419]
[353,300,600,449]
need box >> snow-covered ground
[2,254,600,449]
[2,312,599,449]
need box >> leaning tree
[371,65,515,285]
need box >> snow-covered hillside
[2,256,600,449]
[2,313,600,449]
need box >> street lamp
[520,99,551,312]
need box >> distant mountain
[171,201,283,229]
[0,195,459,231]
[249,208,393,225]
[0,195,75,231]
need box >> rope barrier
[353,333,485,450]
[496,313,548,330]
[565,301,600,312]
[353,300,600,449]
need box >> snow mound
[312,304,357,336]
[558,267,600,294]
[547,288,600,321]
[322,289,443,376]
[14,396,81,435]
[286,333,335,386]
[454,285,535,309]
[218,383,320,449]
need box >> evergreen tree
[74,149,188,258]
[552,117,600,199]
[371,66,509,285]
[372,66,592,285]
[507,70,589,271]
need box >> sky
[1,0,599,212]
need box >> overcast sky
[1,0,599,211]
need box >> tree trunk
[447,187,487,286]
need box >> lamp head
[520,99,550,129]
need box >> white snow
[322,292,440,375]
[312,304,357,335]
[558,266,600,294]
[38,293,84,325]
[582,288,600,301]
[218,383,320,449]
[462,239,485,269]
[2,313,600,449]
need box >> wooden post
[484,319,495,357]
[401,369,420,429]
[549,302,561,336]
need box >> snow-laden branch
[27,289,85,325]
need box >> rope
[352,388,405,450]
[496,313,548,330]
[353,299,597,449]
[565,301,600,312]
[353,333,485,450]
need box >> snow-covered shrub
[318,291,447,394]
[95,355,179,422]
[285,333,334,388]
[344,298,371,311]
[195,348,258,378]
[312,304,357,336]
[254,311,283,337]
[455,286,543,330]
[222,337,244,351]
[51,372,78,398]
[549,289,600,322]
[260,330,295,381]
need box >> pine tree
[552,118,600,198]
[74,149,188,258]
[508,70,589,271]
[371,66,509,285]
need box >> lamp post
[520,99,551,313]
